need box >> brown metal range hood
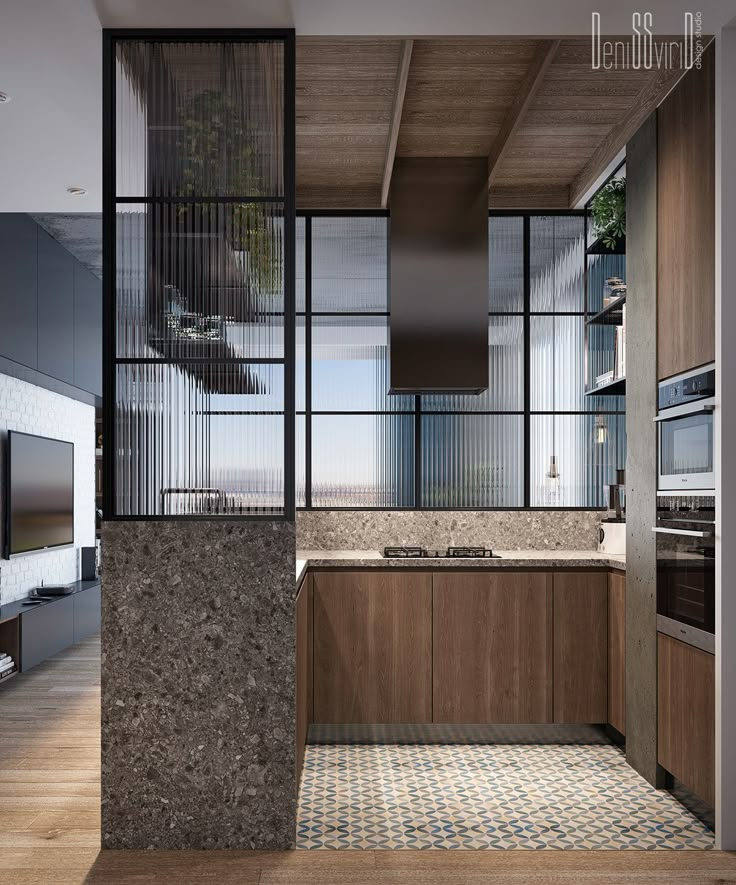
[389,157,489,394]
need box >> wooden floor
[2,635,735,884]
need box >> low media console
[0,579,101,679]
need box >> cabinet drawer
[20,596,74,671]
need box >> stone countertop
[296,550,624,581]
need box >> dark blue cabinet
[0,214,38,369]
[38,229,75,385]
[73,264,102,397]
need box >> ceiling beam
[380,39,413,209]
[568,57,691,207]
[486,39,560,188]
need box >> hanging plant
[590,177,626,249]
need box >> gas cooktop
[382,546,501,559]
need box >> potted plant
[590,176,626,250]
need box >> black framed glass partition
[104,31,295,518]
[297,211,625,510]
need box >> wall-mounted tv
[4,431,74,558]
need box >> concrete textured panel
[625,113,660,786]
[101,520,296,849]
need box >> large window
[296,213,625,509]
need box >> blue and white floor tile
[297,742,714,850]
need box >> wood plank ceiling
[296,37,685,209]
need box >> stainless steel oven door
[656,398,715,492]
[653,511,715,651]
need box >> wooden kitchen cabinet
[553,573,608,724]
[657,45,715,380]
[312,570,432,723]
[658,632,715,807]
[296,573,312,786]
[433,572,553,723]
[608,572,626,735]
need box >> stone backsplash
[296,510,602,551]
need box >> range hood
[389,157,489,394]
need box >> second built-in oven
[656,364,715,493]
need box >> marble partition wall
[101,520,296,849]
[296,510,601,551]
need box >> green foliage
[590,177,626,249]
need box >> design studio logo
[591,12,704,70]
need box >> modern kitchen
[1,10,735,882]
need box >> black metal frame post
[103,28,296,521]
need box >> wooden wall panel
[433,572,553,723]
[657,45,715,380]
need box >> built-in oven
[654,495,715,653]
[655,364,715,493]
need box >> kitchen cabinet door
[433,571,553,723]
[658,632,715,807]
[312,570,432,723]
[38,228,75,385]
[0,214,38,369]
[553,573,608,723]
[608,572,626,735]
[73,264,102,396]
[657,45,715,380]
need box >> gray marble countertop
[296,550,624,583]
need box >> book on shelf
[596,370,615,387]
[0,658,16,674]
[0,653,11,665]
[0,666,17,680]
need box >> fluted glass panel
[115,202,284,361]
[312,217,388,312]
[531,317,624,412]
[420,415,523,507]
[115,363,284,516]
[296,414,306,508]
[296,216,306,312]
[296,316,306,413]
[530,414,626,507]
[530,216,585,312]
[489,216,524,312]
[421,316,524,413]
[115,41,284,198]
[312,316,412,412]
[311,415,414,507]
[588,253,626,315]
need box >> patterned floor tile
[297,741,714,850]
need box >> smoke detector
[0,92,11,104]
[66,186,87,196]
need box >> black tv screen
[5,432,74,557]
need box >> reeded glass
[115,41,284,198]
[115,363,284,516]
[530,414,626,507]
[312,217,388,313]
[489,216,524,312]
[530,215,585,312]
[312,316,412,412]
[420,415,524,507]
[311,415,414,508]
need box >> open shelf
[585,376,626,397]
[587,293,626,326]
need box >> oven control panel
[658,364,715,410]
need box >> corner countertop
[296,550,624,585]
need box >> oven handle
[653,400,715,422]
[652,526,714,538]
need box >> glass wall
[109,36,293,517]
[298,213,625,509]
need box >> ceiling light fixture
[66,186,87,196]
[0,92,11,104]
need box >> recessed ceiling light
[66,186,87,196]
[0,92,11,104]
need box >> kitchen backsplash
[296,510,601,551]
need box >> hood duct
[389,157,489,394]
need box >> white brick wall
[0,373,95,605]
